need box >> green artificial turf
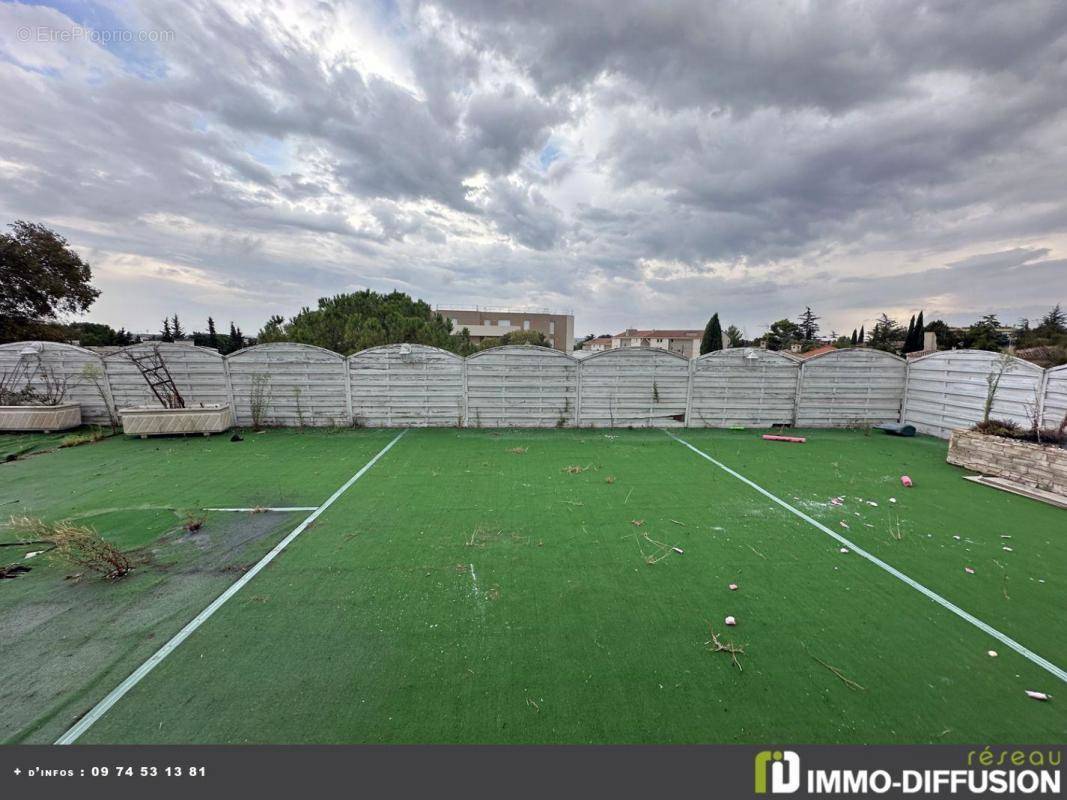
[59,428,1064,745]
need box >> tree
[700,313,723,355]
[229,322,244,353]
[962,314,1007,352]
[1039,304,1066,334]
[170,314,185,340]
[868,313,904,353]
[834,335,853,348]
[858,325,865,344]
[160,318,174,343]
[912,311,925,351]
[0,220,100,342]
[797,307,820,341]
[850,329,858,346]
[207,317,219,350]
[904,315,916,352]
[763,319,802,351]
[254,290,454,355]
[725,325,744,347]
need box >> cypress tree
[905,315,915,352]
[700,313,723,355]
[207,317,219,350]
[858,325,865,344]
[850,329,857,346]
[914,311,925,351]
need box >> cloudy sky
[2,0,1066,340]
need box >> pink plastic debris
[1025,691,1051,701]
[724,616,737,626]
[728,583,739,591]
[900,475,913,487]
[830,497,844,507]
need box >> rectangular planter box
[947,428,1067,496]
[119,404,234,437]
[0,403,82,432]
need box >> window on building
[549,321,555,334]
[523,320,530,330]
[498,319,510,327]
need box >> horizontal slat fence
[579,348,688,427]
[689,348,798,427]
[4,342,1063,437]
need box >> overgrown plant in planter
[0,347,82,432]
[117,344,234,437]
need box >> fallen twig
[705,624,746,671]
[809,653,865,691]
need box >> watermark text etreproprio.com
[16,26,175,45]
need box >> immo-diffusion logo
[755,750,801,794]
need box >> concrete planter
[947,428,1067,496]
[0,403,82,432]
[119,404,234,438]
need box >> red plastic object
[762,434,806,443]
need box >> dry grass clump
[60,428,106,449]
[8,516,131,580]
[506,447,528,455]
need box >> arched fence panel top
[226,342,348,427]
[904,349,1046,438]
[693,347,799,368]
[466,345,577,428]
[103,343,229,411]
[579,347,689,428]
[226,341,346,363]
[466,344,580,364]
[0,341,111,424]
[690,347,799,427]
[582,346,689,365]
[349,343,465,428]
[1043,363,1067,429]
[347,343,464,364]
[796,348,907,427]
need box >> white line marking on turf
[664,430,1067,684]
[55,429,409,745]
[203,507,319,512]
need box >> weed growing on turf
[506,447,528,455]
[705,626,746,671]
[183,513,206,532]
[604,475,615,484]
[466,527,502,547]
[249,373,272,430]
[8,516,131,580]
[562,464,593,474]
[80,363,119,429]
[59,428,105,448]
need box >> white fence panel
[227,343,348,427]
[466,346,578,427]
[904,350,1045,438]
[796,349,906,427]
[349,344,464,427]
[689,348,799,427]
[1043,364,1067,430]
[578,348,688,427]
[0,342,112,423]
[104,343,229,410]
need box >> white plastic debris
[839,547,849,554]
[889,497,897,504]
[964,566,975,574]
[1002,546,1013,552]
[24,551,42,559]
[988,650,998,658]
[867,501,878,507]
[672,547,684,555]
[953,535,961,540]
[839,521,850,529]
[724,616,737,626]
[1025,691,1051,701]
[728,583,739,591]
[830,497,844,507]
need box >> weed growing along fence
[2,341,1062,437]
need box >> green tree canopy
[256,290,455,355]
[962,314,1008,351]
[763,319,802,351]
[0,221,100,342]
[700,313,723,354]
[868,313,904,352]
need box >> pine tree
[170,314,184,340]
[207,317,219,350]
[858,325,865,344]
[700,313,723,355]
[850,329,857,346]
[229,322,243,353]
[797,307,820,340]
[160,318,174,343]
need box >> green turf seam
[54,428,409,745]
[664,430,1067,684]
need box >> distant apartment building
[583,336,614,352]
[437,306,575,353]
[588,328,705,358]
